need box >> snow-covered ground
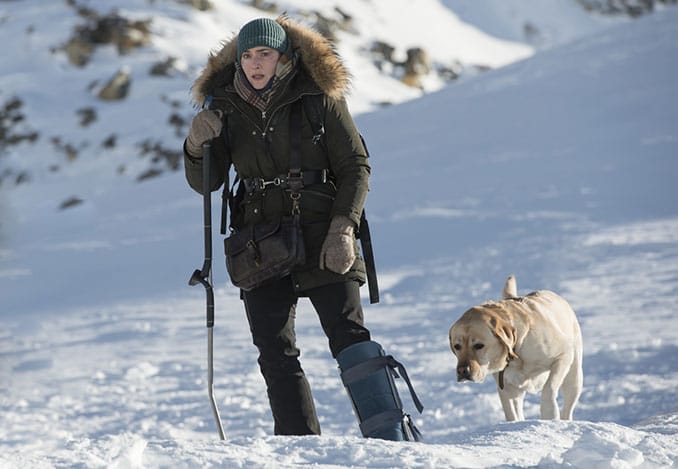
[1,1,677,468]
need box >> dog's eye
[473,343,484,351]
[453,344,461,351]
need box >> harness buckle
[312,125,325,145]
[251,178,265,191]
[287,169,304,192]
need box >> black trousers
[242,277,371,435]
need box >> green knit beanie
[237,18,289,63]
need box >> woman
[183,16,421,440]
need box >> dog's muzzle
[457,364,472,382]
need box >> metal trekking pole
[189,141,226,440]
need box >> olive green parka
[184,16,370,292]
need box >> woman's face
[240,47,281,90]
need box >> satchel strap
[287,99,304,194]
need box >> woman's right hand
[185,110,223,157]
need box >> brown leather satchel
[224,214,305,291]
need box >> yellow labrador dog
[448,275,583,421]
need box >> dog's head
[448,305,518,383]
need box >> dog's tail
[502,274,518,299]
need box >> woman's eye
[473,343,484,351]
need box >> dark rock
[98,67,131,101]
[402,47,431,88]
[76,107,97,127]
[59,196,84,210]
[149,57,177,77]
[102,134,117,149]
[136,168,163,181]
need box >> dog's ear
[492,319,519,361]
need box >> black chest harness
[212,95,379,304]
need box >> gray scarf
[234,54,297,112]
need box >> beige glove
[185,109,223,157]
[319,215,356,275]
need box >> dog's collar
[498,356,513,390]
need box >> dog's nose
[457,364,471,381]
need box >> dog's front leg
[497,382,525,421]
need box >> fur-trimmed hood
[191,15,351,107]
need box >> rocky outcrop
[61,3,152,67]
[576,0,677,17]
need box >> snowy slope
[0,0,532,196]
[1,2,678,468]
[441,0,621,47]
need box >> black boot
[336,340,423,441]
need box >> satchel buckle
[290,192,301,215]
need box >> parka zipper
[224,92,326,173]
[224,91,321,137]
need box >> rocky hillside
[0,0,673,211]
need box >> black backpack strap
[359,210,379,304]
[289,99,303,174]
[287,100,304,201]
[301,93,326,146]
[357,134,378,303]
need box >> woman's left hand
[319,216,356,275]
